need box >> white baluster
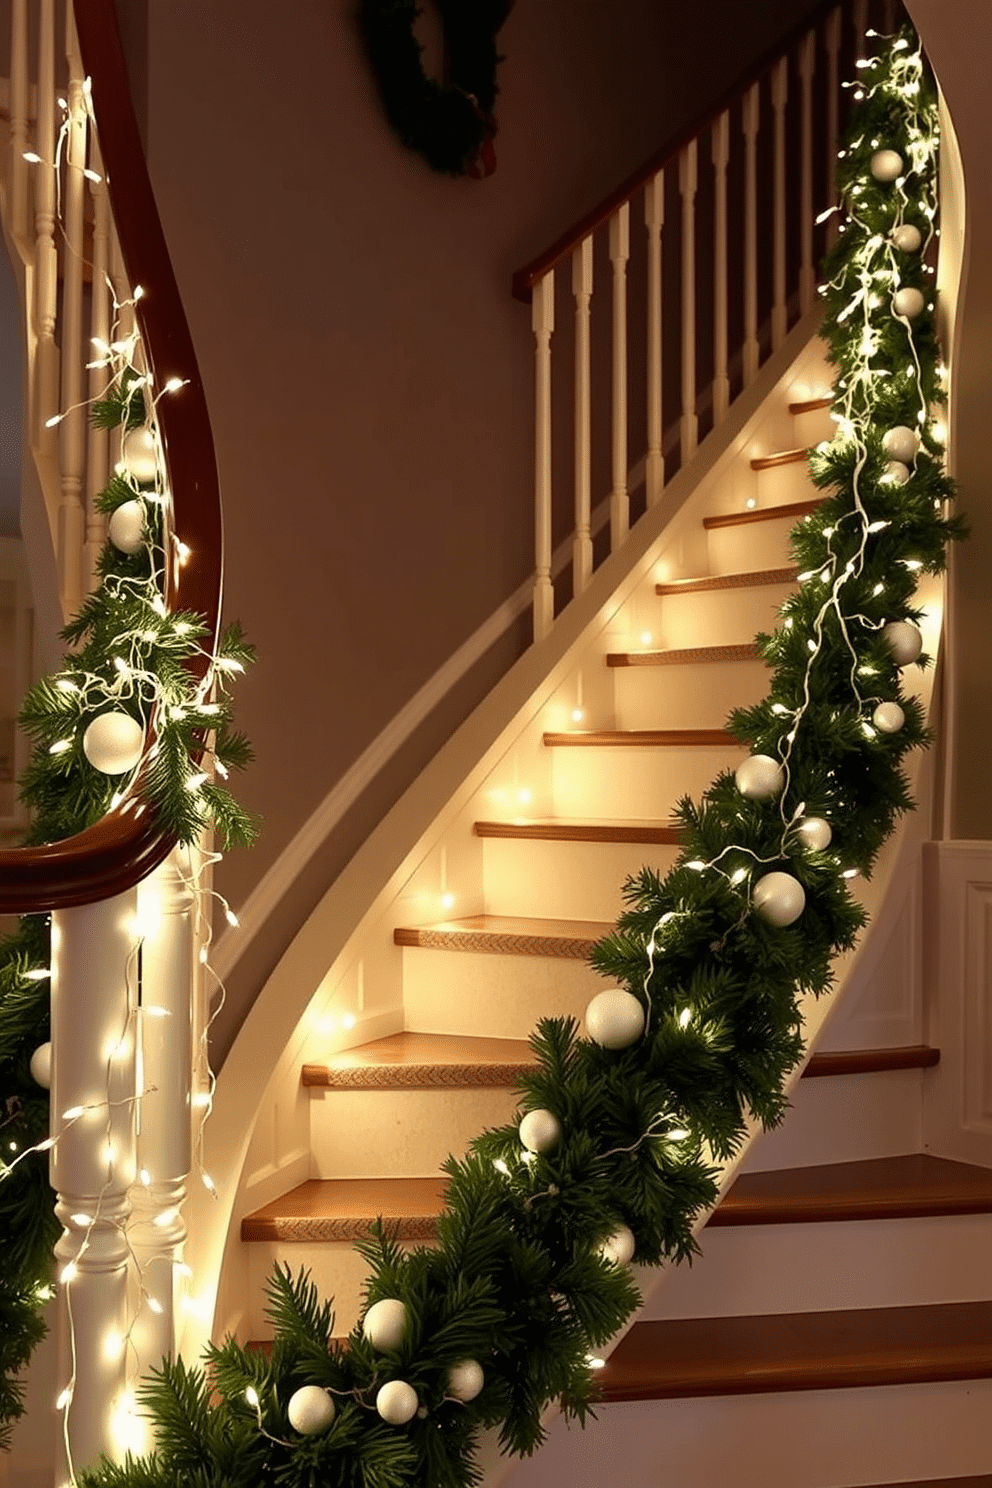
[532,271,554,641]
[571,238,593,595]
[32,0,60,469]
[771,57,788,350]
[711,114,730,425]
[59,17,88,617]
[679,143,698,463]
[644,171,664,503]
[799,32,816,312]
[825,9,842,250]
[8,0,30,253]
[86,136,111,590]
[50,891,139,1479]
[742,82,760,386]
[609,204,630,548]
[129,852,194,1390]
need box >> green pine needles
[36,22,970,1488]
[0,362,256,1444]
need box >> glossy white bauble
[287,1385,335,1436]
[873,701,906,734]
[881,425,919,463]
[376,1380,418,1426]
[735,754,785,800]
[597,1224,636,1267]
[796,817,832,852]
[447,1359,485,1402]
[585,989,645,1050]
[893,286,925,319]
[29,1042,51,1089]
[519,1108,562,1154]
[362,1298,408,1352]
[108,500,146,555]
[882,620,923,666]
[883,460,911,487]
[891,223,922,253]
[82,712,144,775]
[870,148,903,182]
[121,426,159,485]
[752,871,806,928]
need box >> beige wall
[145,0,823,1056]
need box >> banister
[0,0,223,911]
[511,0,847,302]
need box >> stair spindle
[771,56,789,350]
[59,18,89,616]
[799,31,816,311]
[679,141,698,461]
[609,203,630,548]
[85,136,110,591]
[742,81,760,385]
[644,171,665,503]
[572,237,593,595]
[33,0,60,469]
[8,0,29,251]
[711,113,730,425]
[825,8,842,250]
[532,270,555,640]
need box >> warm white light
[745,497,757,510]
[185,771,209,792]
[440,891,456,912]
[165,377,186,394]
[842,867,860,879]
[342,1012,357,1030]
[25,968,51,980]
[202,1172,217,1194]
[669,1128,689,1141]
[147,1297,164,1314]
[493,1159,510,1176]
[640,631,653,646]
[70,1213,90,1227]
[139,1167,151,1187]
[23,151,43,164]
[62,1105,85,1121]
[59,1262,78,1285]
[586,1356,606,1370]
[49,739,72,755]
[678,1008,691,1029]
[687,860,706,871]
[571,707,585,723]
[245,1386,260,1409]
[224,907,240,928]
[731,868,748,885]
[56,1386,73,1410]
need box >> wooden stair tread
[543,728,735,747]
[599,1302,992,1402]
[750,446,809,470]
[241,1176,447,1243]
[703,498,823,531]
[788,395,832,415]
[302,1028,540,1090]
[711,1154,992,1228]
[607,642,761,668]
[473,817,683,844]
[867,1479,992,1487]
[802,1044,939,1077]
[393,914,610,960]
[655,566,798,596]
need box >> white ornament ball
[597,1224,636,1267]
[893,286,925,319]
[891,223,923,253]
[519,1108,562,1154]
[735,754,785,801]
[376,1379,419,1426]
[362,1298,408,1352]
[29,1042,51,1090]
[585,989,645,1050]
[796,817,832,852]
[287,1385,335,1436]
[752,871,806,928]
[882,620,924,666]
[883,459,911,487]
[870,148,904,182]
[82,712,144,775]
[121,426,159,485]
[108,500,146,555]
[881,425,919,463]
[873,701,906,734]
[447,1359,485,1402]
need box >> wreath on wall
[358,0,513,177]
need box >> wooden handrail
[0,0,223,912]
[511,0,846,302]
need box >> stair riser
[740,1069,924,1173]
[653,581,794,651]
[309,1085,522,1178]
[644,1213,992,1320]
[792,405,835,447]
[706,514,800,573]
[247,1237,394,1338]
[549,743,747,820]
[403,942,605,1038]
[499,1378,992,1488]
[480,837,680,922]
[754,459,819,507]
[613,659,770,731]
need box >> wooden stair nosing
[788,395,832,415]
[866,1479,992,1487]
[599,1301,992,1403]
[654,565,798,596]
[606,641,761,668]
[750,446,809,471]
[393,914,610,961]
[802,1044,939,1077]
[542,728,735,748]
[703,498,824,531]
[473,818,683,844]
[241,1176,447,1244]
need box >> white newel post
[532,271,555,641]
[609,204,630,549]
[50,890,139,1481]
[129,852,194,1405]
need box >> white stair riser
[644,1212,992,1319]
[246,1237,409,1338]
[754,458,819,507]
[403,942,605,1037]
[549,743,747,820]
[613,659,770,731]
[499,1378,992,1488]
[652,580,794,651]
[740,1069,924,1172]
[309,1084,521,1178]
[480,836,679,922]
[792,404,835,447]
[706,514,800,573]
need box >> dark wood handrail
[511,0,846,302]
[0,0,223,911]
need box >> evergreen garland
[0,364,256,1445]
[29,23,961,1486]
